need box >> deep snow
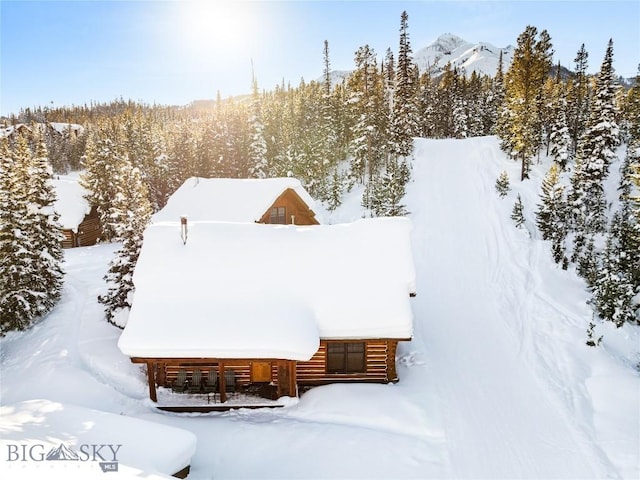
[1,136,638,479]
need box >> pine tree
[452,71,469,139]
[347,44,385,187]
[577,235,598,286]
[592,213,638,327]
[248,72,269,179]
[0,135,37,333]
[24,136,64,316]
[369,158,410,217]
[98,161,152,328]
[511,194,526,228]
[487,50,506,135]
[0,134,63,334]
[0,138,26,334]
[495,171,510,197]
[536,163,568,264]
[569,39,620,234]
[80,123,125,242]
[499,26,554,180]
[391,11,419,157]
[568,44,590,157]
[548,73,572,169]
[326,169,344,212]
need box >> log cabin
[152,177,321,225]
[53,174,101,248]
[118,218,416,410]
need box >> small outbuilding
[53,174,100,248]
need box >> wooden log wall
[296,340,398,385]
[77,216,100,246]
[61,229,75,249]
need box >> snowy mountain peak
[320,33,514,85]
[414,34,514,78]
[423,33,468,55]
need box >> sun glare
[177,1,256,62]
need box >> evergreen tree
[368,158,410,216]
[569,39,620,234]
[452,70,469,139]
[577,235,598,286]
[417,71,437,138]
[567,44,590,157]
[80,123,125,242]
[347,44,385,187]
[536,163,568,264]
[98,161,152,328]
[499,26,553,180]
[0,138,28,334]
[25,135,64,315]
[0,135,37,333]
[465,71,485,137]
[0,134,63,334]
[486,50,506,135]
[592,213,638,327]
[495,171,510,197]
[548,75,572,169]
[248,73,269,179]
[511,194,526,228]
[326,169,344,212]
[391,11,419,157]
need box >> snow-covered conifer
[495,171,510,197]
[99,161,152,328]
[511,194,525,228]
[248,73,269,179]
[536,163,568,264]
[569,40,620,234]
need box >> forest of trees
[1,14,638,340]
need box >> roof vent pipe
[180,216,188,245]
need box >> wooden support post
[219,362,226,404]
[146,361,157,402]
[157,362,166,386]
[289,361,297,397]
[386,340,399,382]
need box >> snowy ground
[1,136,638,479]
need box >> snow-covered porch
[154,388,289,413]
[134,358,298,412]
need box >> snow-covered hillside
[1,136,638,479]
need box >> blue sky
[1,0,638,116]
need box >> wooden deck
[154,387,289,413]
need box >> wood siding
[258,188,319,225]
[132,338,407,405]
[61,207,101,248]
[296,339,401,385]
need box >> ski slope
[1,136,638,479]
[407,137,635,478]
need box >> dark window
[327,342,366,374]
[269,206,286,224]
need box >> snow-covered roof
[152,176,321,224]
[0,399,196,478]
[52,173,91,230]
[0,122,84,138]
[118,217,415,360]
